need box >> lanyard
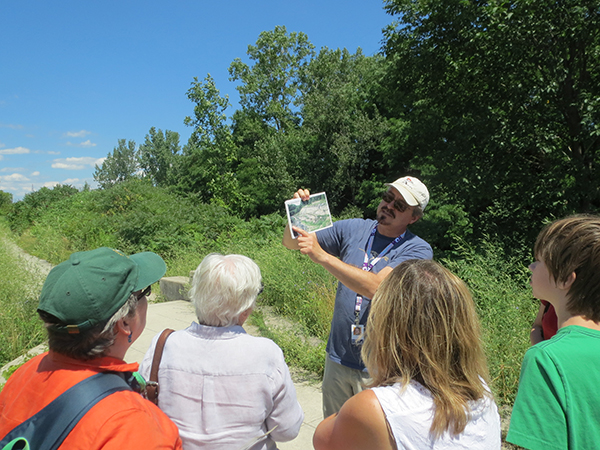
[354,226,405,324]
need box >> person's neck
[560,315,600,331]
[555,301,600,331]
[105,336,129,361]
[377,223,407,238]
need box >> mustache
[381,206,396,218]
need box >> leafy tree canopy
[93,139,140,189]
[138,127,182,188]
[229,25,316,132]
[382,0,600,248]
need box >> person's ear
[558,272,576,290]
[115,317,131,336]
[237,308,253,326]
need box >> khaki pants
[322,356,371,418]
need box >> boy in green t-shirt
[507,215,600,450]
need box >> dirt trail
[1,237,53,286]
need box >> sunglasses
[135,286,152,301]
[381,190,410,213]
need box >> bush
[0,190,13,215]
[7,185,79,234]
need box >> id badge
[351,324,365,345]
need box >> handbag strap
[0,372,131,450]
[146,328,175,405]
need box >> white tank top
[371,381,501,449]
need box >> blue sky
[0,1,392,201]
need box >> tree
[381,0,600,249]
[94,139,139,189]
[229,25,315,132]
[0,190,12,214]
[298,48,390,214]
[180,75,246,210]
[138,127,181,187]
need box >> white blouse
[139,322,304,450]
[372,381,501,449]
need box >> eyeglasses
[135,286,152,301]
[258,283,264,296]
[381,190,410,213]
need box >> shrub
[7,185,79,234]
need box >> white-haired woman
[140,253,304,450]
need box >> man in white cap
[283,176,433,418]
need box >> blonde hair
[362,259,490,439]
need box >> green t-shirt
[507,325,600,449]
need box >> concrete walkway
[125,300,323,450]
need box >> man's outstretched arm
[293,226,392,300]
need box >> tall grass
[443,239,536,405]
[0,219,46,368]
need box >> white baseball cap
[385,176,429,211]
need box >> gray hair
[189,253,262,327]
[412,205,424,219]
[41,293,139,360]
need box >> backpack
[0,372,131,450]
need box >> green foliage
[442,238,537,405]
[0,219,46,367]
[138,127,182,187]
[181,74,248,212]
[0,190,13,215]
[381,0,600,254]
[250,310,327,376]
[298,49,390,214]
[229,25,315,132]
[7,185,79,235]
[411,198,473,257]
[93,139,140,189]
[13,180,244,264]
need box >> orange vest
[0,351,182,450]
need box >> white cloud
[1,167,25,172]
[0,123,24,130]
[52,162,84,170]
[30,171,40,176]
[0,173,30,182]
[0,146,30,155]
[51,156,103,170]
[62,178,80,184]
[43,181,61,189]
[64,130,91,138]
[66,140,97,148]
[48,151,60,155]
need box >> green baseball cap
[38,247,166,334]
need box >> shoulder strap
[146,328,175,405]
[0,372,131,450]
